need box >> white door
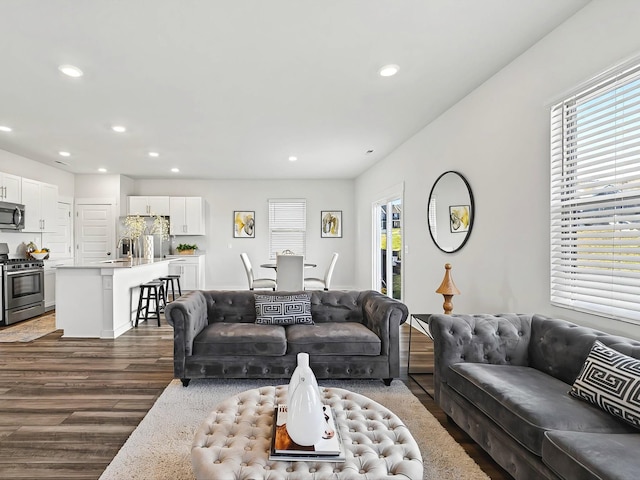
[75,203,115,264]
[42,201,73,258]
[373,192,403,301]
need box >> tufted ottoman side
[191,385,423,480]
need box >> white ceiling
[0,0,590,180]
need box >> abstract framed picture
[234,211,255,238]
[449,205,470,233]
[321,210,342,238]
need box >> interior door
[75,203,115,264]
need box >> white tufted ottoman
[191,385,423,480]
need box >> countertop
[56,258,176,269]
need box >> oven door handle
[5,269,43,276]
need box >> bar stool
[159,274,182,303]
[135,280,164,327]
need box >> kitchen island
[55,258,174,338]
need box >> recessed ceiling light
[0,126,12,132]
[98,168,107,173]
[58,151,71,157]
[58,64,84,78]
[112,125,127,133]
[148,151,159,158]
[288,156,298,162]
[379,64,399,77]
[171,168,180,173]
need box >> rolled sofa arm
[164,290,209,377]
[361,291,408,379]
[429,313,532,403]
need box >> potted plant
[176,243,198,255]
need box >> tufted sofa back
[199,290,370,325]
[528,314,640,384]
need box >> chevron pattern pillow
[254,293,313,326]
[570,340,640,429]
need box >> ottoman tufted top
[191,386,423,480]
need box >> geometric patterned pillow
[254,293,314,326]
[569,340,640,429]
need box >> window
[550,61,640,324]
[268,199,306,259]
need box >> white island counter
[55,258,174,338]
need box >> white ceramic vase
[143,235,154,260]
[286,352,324,446]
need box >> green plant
[176,243,198,252]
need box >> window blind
[268,199,306,259]
[550,62,640,324]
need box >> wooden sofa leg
[181,378,191,387]
[383,378,392,386]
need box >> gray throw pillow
[570,340,640,429]
[254,293,313,326]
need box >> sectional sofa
[430,313,640,480]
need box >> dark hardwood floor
[0,313,512,480]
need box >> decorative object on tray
[176,243,198,255]
[286,352,324,446]
[270,403,345,462]
[435,263,460,314]
[234,211,255,238]
[321,210,342,238]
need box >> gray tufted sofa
[430,313,640,480]
[164,290,408,387]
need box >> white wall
[0,149,75,197]
[134,178,355,290]
[355,0,640,339]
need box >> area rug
[100,378,489,480]
[0,313,57,342]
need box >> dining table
[260,262,316,269]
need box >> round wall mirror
[427,171,474,253]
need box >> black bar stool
[135,280,164,327]
[159,274,182,303]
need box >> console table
[407,314,434,396]
[191,385,423,480]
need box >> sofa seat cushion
[286,322,381,356]
[193,323,286,356]
[543,430,640,480]
[448,363,635,455]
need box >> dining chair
[304,252,339,291]
[276,254,304,291]
[240,253,276,290]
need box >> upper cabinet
[0,172,21,203]
[169,197,205,235]
[128,196,170,216]
[21,178,58,232]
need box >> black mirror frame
[427,170,475,254]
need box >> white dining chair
[304,252,339,291]
[240,253,276,290]
[276,254,304,291]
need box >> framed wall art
[234,211,255,238]
[321,210,342,238]
[449,205,470,233]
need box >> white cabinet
[44,258,74,311]
[21,178,58,232]
[0,172,21,203]
[128,196,170,216]
[169,197,205,235]
[168,255,205,291]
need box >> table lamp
[435,263,460,314]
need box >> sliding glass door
[373,196,403,300]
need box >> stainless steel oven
[0,244,45,326]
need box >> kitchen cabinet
[168,255,205,291]
[169,197,205,235]
[44,258,74,311]
[128,196,170,216]
[0,172,21,203]
[21,178,58,232]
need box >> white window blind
[268,199,306,259]
[550,62,640,324]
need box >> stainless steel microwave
[0,201,25,230]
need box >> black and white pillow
[570,340,640,429]
[254,293,313,326]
